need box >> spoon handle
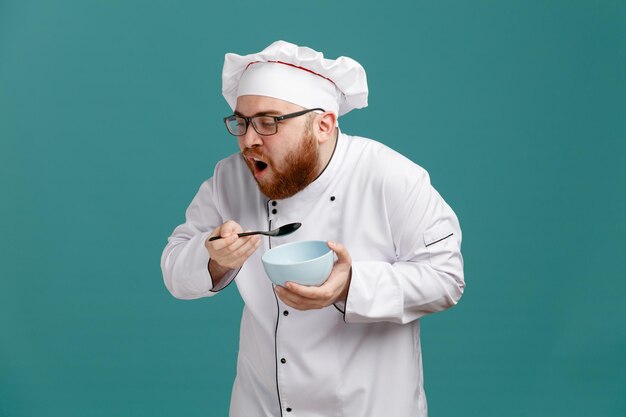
[208,231,264,242]
[237,231,266,238]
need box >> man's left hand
[275,241,352,311]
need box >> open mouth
[248,156,268,175]
[255,159,268,171]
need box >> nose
[239,126,263,149]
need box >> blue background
[1,0,625,416]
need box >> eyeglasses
[223,108,325,137]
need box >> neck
[314,128,339,179]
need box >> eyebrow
[233,110,283,117]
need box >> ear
[315,111,338,144]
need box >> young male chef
[161,40,465,417]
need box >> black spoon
[208,222,302,241]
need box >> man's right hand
[205,220,261,285]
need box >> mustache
[242,149,269,162]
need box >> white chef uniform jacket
[161,132,465,417]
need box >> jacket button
[272,209,277,214]
[330,196,336,201]
[283,310,289,316]
[272,201,277,206]
[286,407,292,412]
[280,358,286,364]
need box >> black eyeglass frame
[223,108,325,136]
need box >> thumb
[221,220,241,236]
[328,241,352,267]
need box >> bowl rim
[262,240,332,266]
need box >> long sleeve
[345,163,465,324]
[161,177,228,300]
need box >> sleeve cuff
[208,261,240,293]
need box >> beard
[243,126,320,200]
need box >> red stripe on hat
[245,60,337,86]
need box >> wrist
[208,259,234,286]
[338,267,352,302]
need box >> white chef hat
[222,40,368,117]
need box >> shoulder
[341,133,430,191]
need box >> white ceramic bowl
[262,240,334,286]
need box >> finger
[276,286,321,310]
[208,233,238,251]
[217,229,255,249]
[328,241,352,267]
[210,235,260,269]
[208,221,241,247]
[225,235,260,259]
[284,281,329,300]
[221,220,243,236]
[245,237,262,256]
